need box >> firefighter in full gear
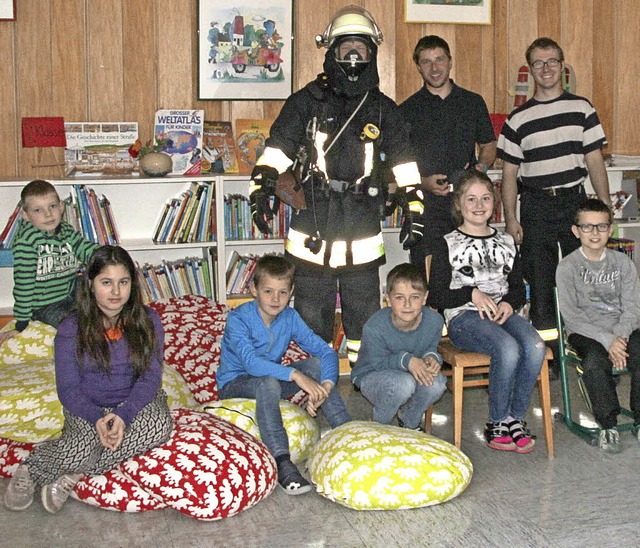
[249,5,425,366]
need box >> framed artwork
[0,0,16,21]
[405,0,492,25]
[198,0,293,100]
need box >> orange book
[234,119,273,175]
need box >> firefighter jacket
[256,43,421,273]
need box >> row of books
[63,185,120,245]
[0,203,22,249]
[0,185,119,249]
[137,256,216,303]
[225,251,262,296]
[224,195,291,241]
[153,182,216,244]
[607,237,635,260]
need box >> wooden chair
[423,256,555,458]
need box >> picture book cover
[154,110,204,175]
[202,121,239,174]
[64,122,138,176]
[234,119,273,175]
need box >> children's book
[202,121,239,174]
[154,110,204,176]
[234,119,273,175]
[64,122,138,177]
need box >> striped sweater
[10,220,99,329]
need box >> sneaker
[507,419,536,454]
[4,464,35,511]
[598,428,621,454]
[484,421,516,451]
[277,459,312,496]
[41,473,83,513]
[397,418,425,433]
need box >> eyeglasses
[530,58,561,71]
[575,223,611,233]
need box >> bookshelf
[1,168,638,316]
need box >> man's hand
[249,165,280,234]
[96,413,125,451]
[421,174,451,196]
[609,337,628,370]
[505,219,523,245]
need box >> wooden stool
[426,341,555,458]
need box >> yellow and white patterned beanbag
[307,421,473,510]
[0,321,56,366]
[203,398,320,464]
[0,358,197,443]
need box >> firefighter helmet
[315,5,383,49]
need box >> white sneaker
[598,428,621,454]
[41,473,82,513]
[4,464,35,511]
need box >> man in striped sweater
[497,37,611,378]
[0,180,99,346]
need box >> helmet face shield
[335,36,370,80]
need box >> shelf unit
[1,167,638,315]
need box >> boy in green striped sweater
[0,180,100,346]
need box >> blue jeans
[359,370,447,429]
[448,311,545,423]
[218,357,351,458]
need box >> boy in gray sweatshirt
[556,199,640,453]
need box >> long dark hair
[76,245,157,379]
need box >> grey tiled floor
[2,373,639,548]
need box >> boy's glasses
[575,223,611,233]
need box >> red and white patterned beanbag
[71,468,167,513]
[0,438,35,478]
[120,408,277,520]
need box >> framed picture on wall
[405,0,492,25]
[0,0,16,21]
[197,0,293,100]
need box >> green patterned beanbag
[203,398,320,464]
[0,359,196,443]
[307,421,473,510]
[0,321,56,365]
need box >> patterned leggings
[25,390,173,485]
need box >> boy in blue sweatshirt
[217,255,351,495]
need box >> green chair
[553,287,634,445]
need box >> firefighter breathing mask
[335,36,370,80]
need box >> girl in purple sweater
[4,246,172,513]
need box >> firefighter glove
[250,165,280,234]
[398,186,425,249]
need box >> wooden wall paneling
[394,2,422,104]
[231,101,265,125]
[156,0,194,109]
[86,0,125,120]
[505,0,538,112]
[492,0,508,114]
[0,17,18,176]
[561,0,594,99]
[479,23,496,113]
[15,0,55,178]
[122,0,157,141]
[592,0,615,153]
[368,0,396,98]
[613,0,640,154]
[537,0,561,39]
[292,0,328,93]
[51,0,87,122]
[454,25,484,96]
